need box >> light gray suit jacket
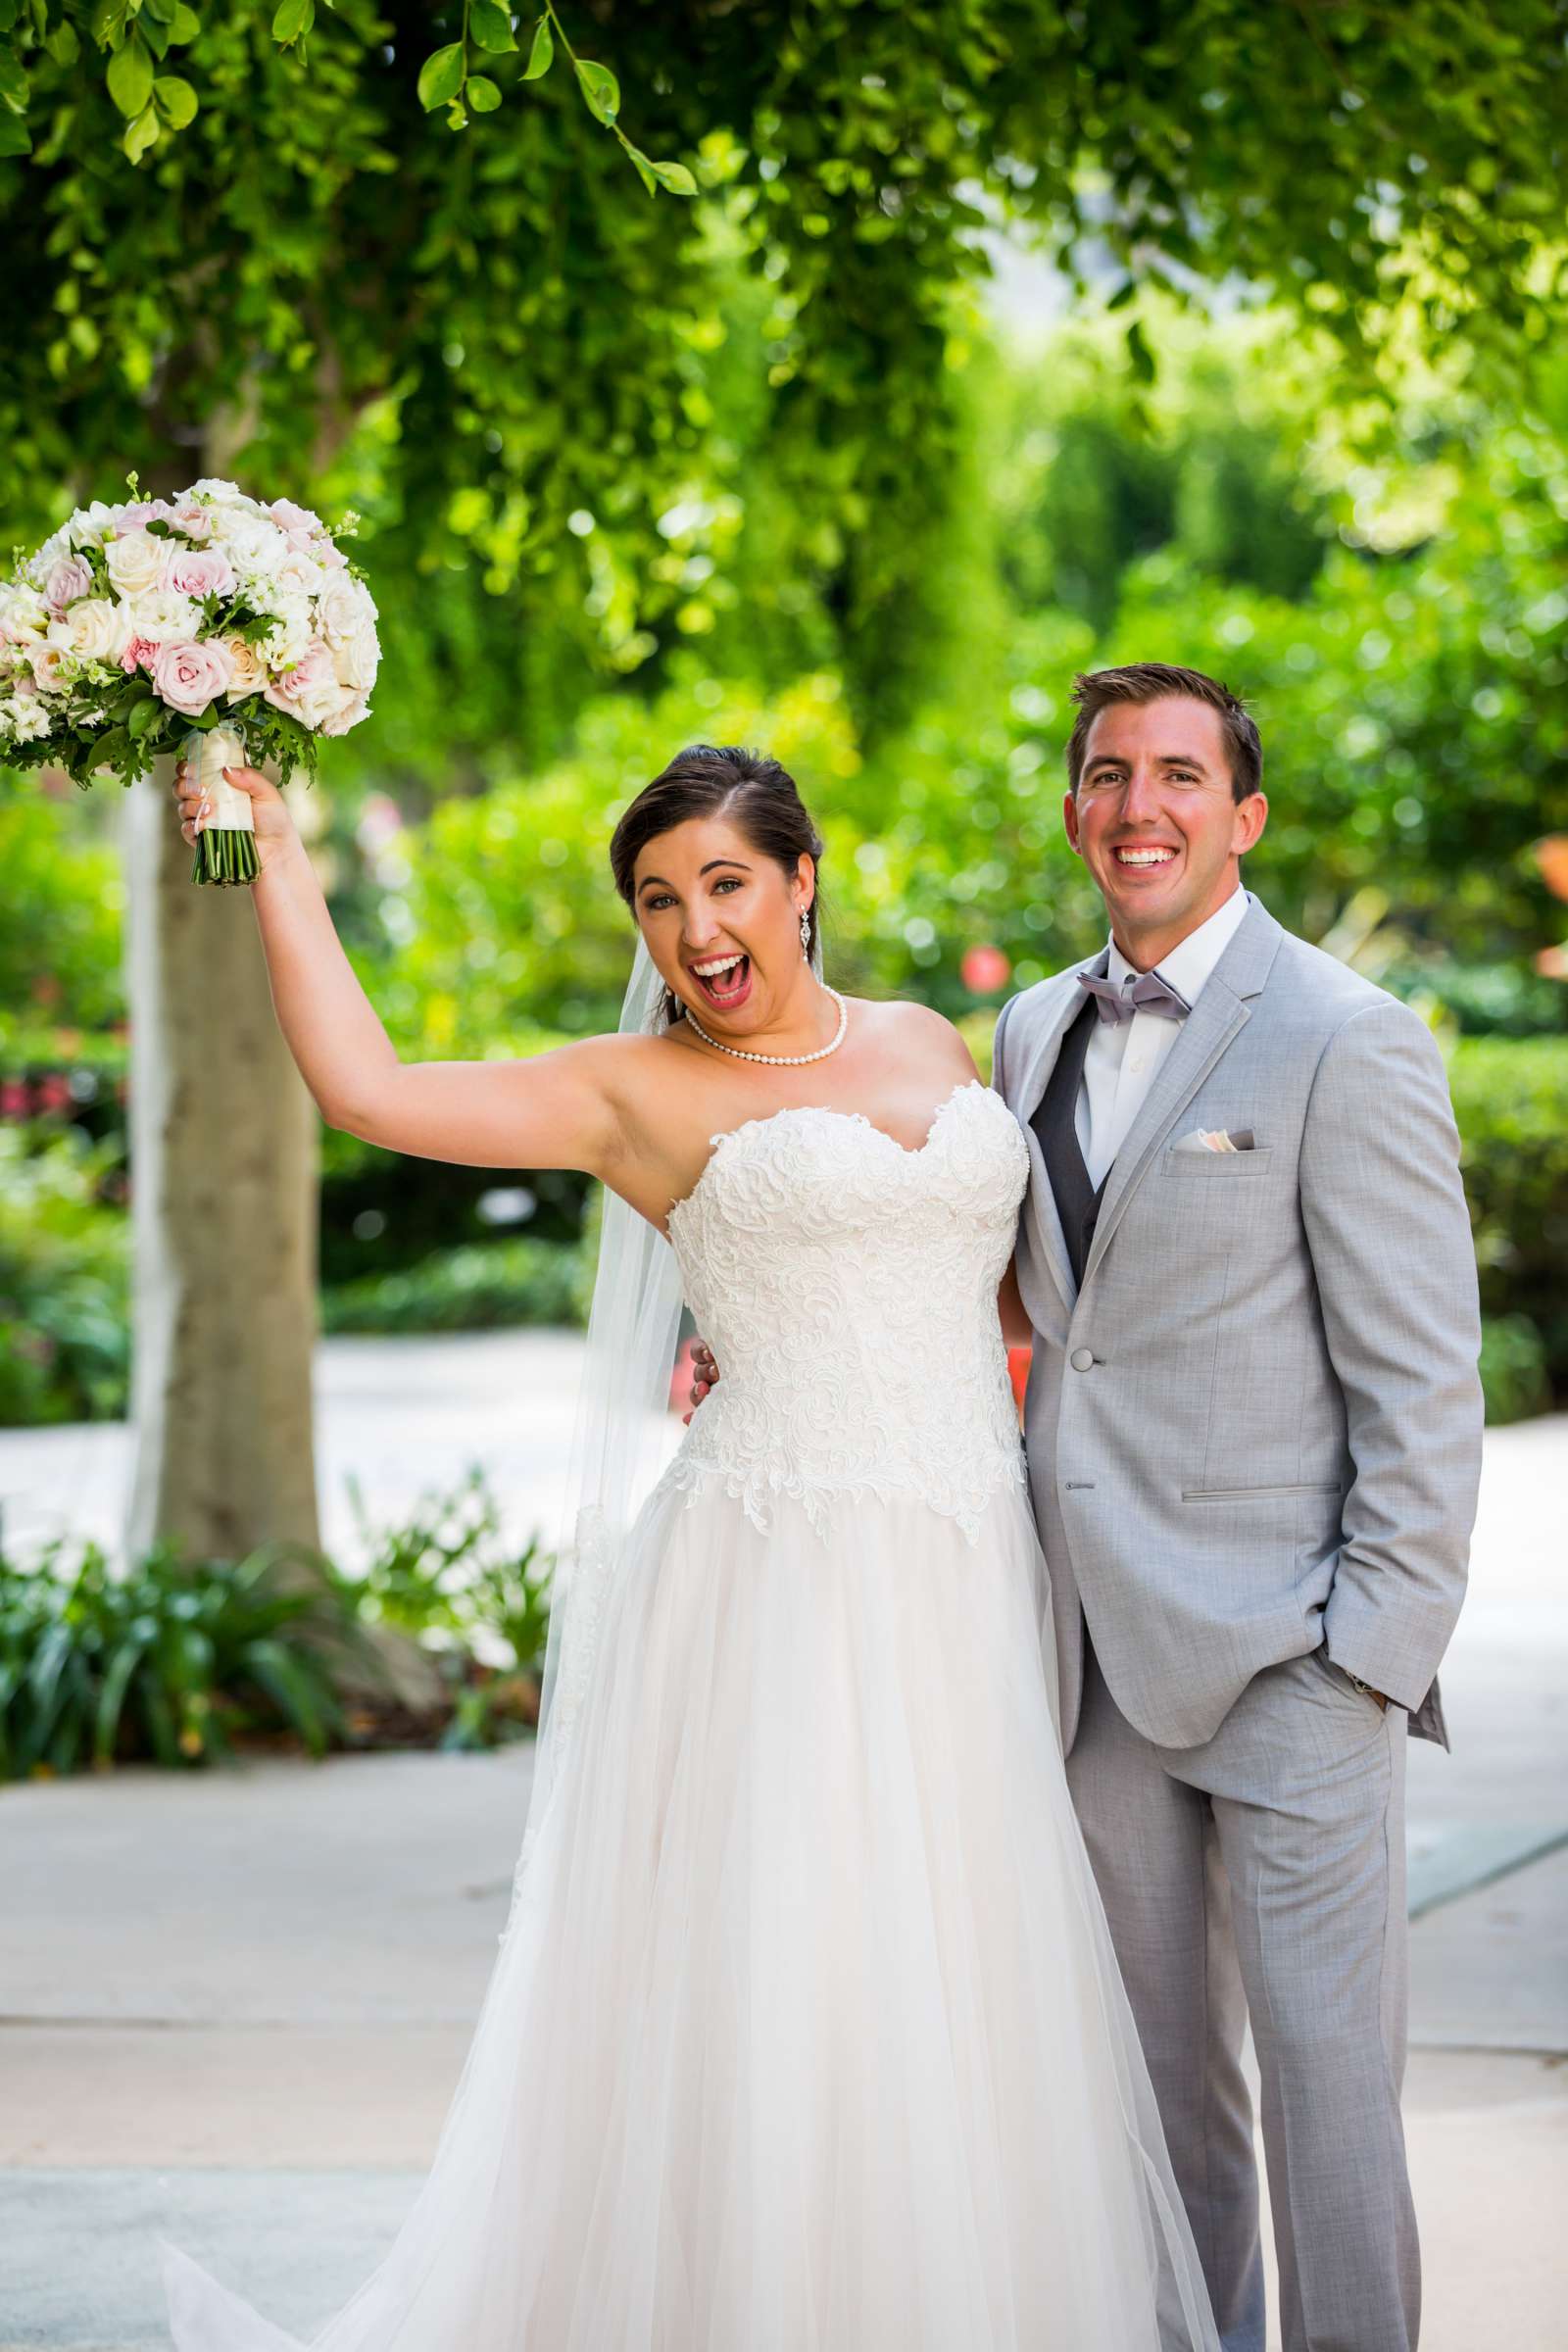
[993,895,1484,1753]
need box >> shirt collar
[1106,885,1251,1006]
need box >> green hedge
[1449,1037,1568,1415]
[319,1236,589,1336]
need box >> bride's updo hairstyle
[610,745,826,1017]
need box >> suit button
[1069,1347,1095,1371]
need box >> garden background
[4,1,1567,1769]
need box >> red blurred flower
[960,944,1011,995]
[1535,837,1568,903]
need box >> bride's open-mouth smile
[686,950,754,1012]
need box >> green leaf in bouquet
[90,727,132,775]
[521,15,552,77]
[470,0,516,54]
[573,58,618,125]
[417,42,466,111]
[154,74,197,128]
[126,696,161,741]
[467,74,501,114]
[106,33,153,120]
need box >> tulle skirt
[164,1477,1218,2350]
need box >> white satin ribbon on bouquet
[185,719,255,838]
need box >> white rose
[124,590,201,643]
[316,573,366,644]
[259,594,315,669]
[294,669,349,730]
[331,612,380,691]
[69,500,117,551]
[104,530,167,599]
[223,635,267,699]
[25,532,70,588]
[0,582,50,644]
[222,516,288,570]
[30,643,69,693]
[186,477,252,512]
[47,598,130,663]
[273,548,325,598]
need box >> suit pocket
[1161,1146,1273,1178]
[1181,1483,1343,1501]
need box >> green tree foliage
[4,1,1566,736]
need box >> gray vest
[1030,996,1106,1291]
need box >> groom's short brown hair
[1065,662,1263,804]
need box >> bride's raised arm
[174,757,628,1179]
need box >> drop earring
[800,908,811,957]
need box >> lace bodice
[660,1081,1029,1542]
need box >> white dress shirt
[1075,887,1252,1189]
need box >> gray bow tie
[1076,968,1191,1026]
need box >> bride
[162,740,1219,2350]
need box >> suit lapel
[1083,899,1285,1289]
[1012,956,1105,1313]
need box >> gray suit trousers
[1067,1635,1416,2352]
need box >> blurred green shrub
[1449,1037,1568,1397]
[0,794,124,1037]
[1477,1316,1552,1427]
[0,1124,129,1425]
[0,1536,368,1777]
[342,1463,555,1751]
[0,1469,558,1776]
[320,1236,587,1335]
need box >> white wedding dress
[165,1080,1218,2351]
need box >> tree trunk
[122,756,321,1560]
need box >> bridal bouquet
[0,477,379,885]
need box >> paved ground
[1,1337,1563,2349]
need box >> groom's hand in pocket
[685,1340,719,1424]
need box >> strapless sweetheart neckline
[666,1076,987,1233]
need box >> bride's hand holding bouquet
[172,754,301,883]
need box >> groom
[992,662,1483,2351]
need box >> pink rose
[120,636,161,674]
[270,498,319,534]
[318,540,348,570]
[152,637,234,717]
[264,637,343,730]
[163,546,237,602]
[44,554,94,612]
[120,500,174,527]
[171,502,214,542]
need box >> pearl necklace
[684,983,849,1066]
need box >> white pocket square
[1173,1126,1257,1154]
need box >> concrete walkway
[1,1341,1563,2349]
